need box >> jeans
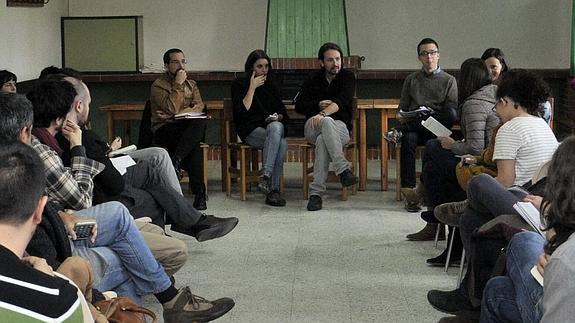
[128,147,183,195]
[124,159,201,228]
[245,122,287,190]
[154,119,207,194]
[481,232,545,323]
[460,174,521,254]
[71,202,172,304]
[304,117,350,196]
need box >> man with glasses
[386,38,458,218]
[150,48,208,210]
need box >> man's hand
[536,253,550,276]
[310,114,324,129]
[109,137,122,151]
[249,71,266,90]
[156,110,172,120]
[58,210,98,243]
[319,100,333,110]
[190,104,205,113]
[61,120,82,147]
[175,69,187,85]
[438,136,455,150]
[22,256,54,276]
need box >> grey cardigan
[451,84,499,155]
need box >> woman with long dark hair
[481,48,509,84]
[231,50,289,206]
[481,136,575,322]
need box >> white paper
[108,144,137,157]
[174,111,207,119]
[421,116,452,137]
[513,201,545,238]
[110,155,136,175]
[530,265,544,286]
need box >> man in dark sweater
[295,42,359,211]
[387,38,458,212]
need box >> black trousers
[154,119,207,194]
[397,107,457,188]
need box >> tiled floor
[142,160,460,322]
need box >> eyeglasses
[419,51,439,57]
[169,59,187,65]
[493,97,515,111]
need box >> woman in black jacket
[231,50,289,206]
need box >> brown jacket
[149,74,204,131]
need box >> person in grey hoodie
[406,59,499,251]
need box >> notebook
[421,116,452,137]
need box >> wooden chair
[222,99,264,201]
[301,98,358,200]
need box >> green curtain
[266,0,349,58]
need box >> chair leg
[434,224,442,249]
[202,145,209,194]
[302,146,309,200]
[395,144,402,201]
[240,148,247,201]
[445,226,456,273]
[225,146,232,196]
[457,248,466,287]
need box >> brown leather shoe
[406,223,444,241]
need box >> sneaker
[339,169,358,188]
[383,128,403,144]
[171,214,238,242]
[193,193,208,211]
[427,289,478,317]
[163,286,235,323]
[406,223,444,241]
[258,175,271,194]
[401,184,427,206]
[307,195,322,211]
[434,200,468,227]
[265,190,286,207]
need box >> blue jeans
[128,147,183,195]
[72,202,172,304]
[245,121,287,190]
[481,232,545,323]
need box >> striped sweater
[0,245,84,322]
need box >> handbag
[95,297,157,323]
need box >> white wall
[3,0,570,79]
[346,0,572,69]
[0,0,69,81]
[68,0,268,71]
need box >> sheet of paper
[530,265,544,286]
[421,116,452,137]
[110,155,136,175]
[513,201,545,238]
[174,112,207,119]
